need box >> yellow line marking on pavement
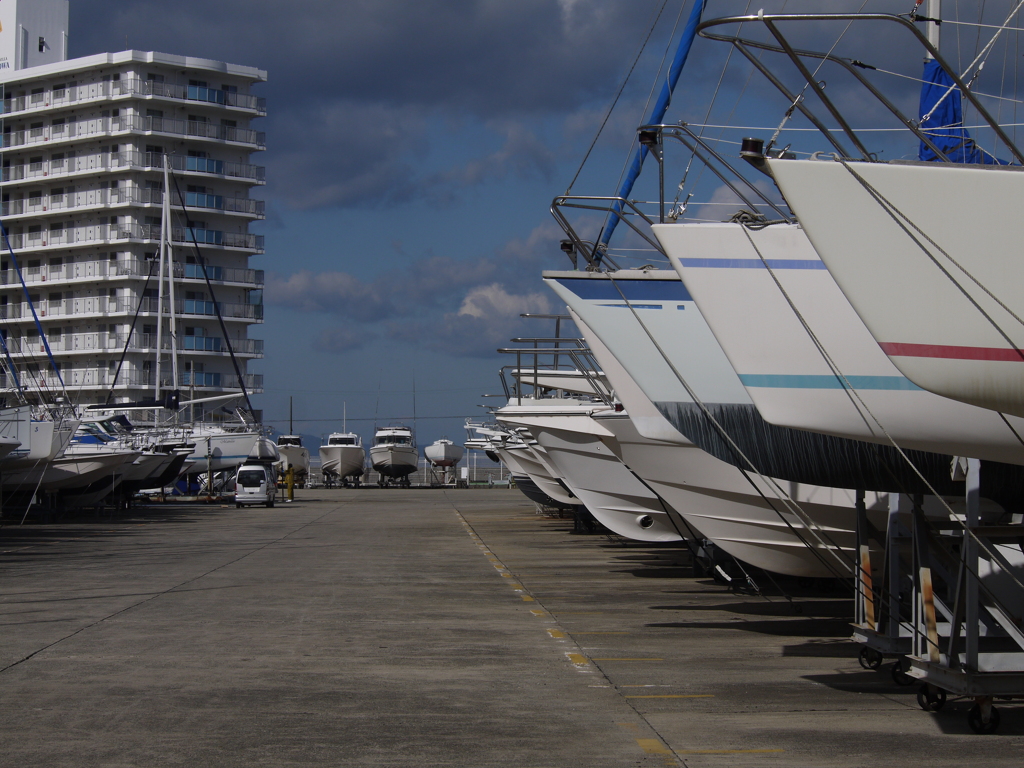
[574,632,629,635]
[592,658,663,661]
[530,609,546,616]
[547,629,566,639]
[566,653,590,666]
[509,583,523,590]
[552,611,604,614]
[500,572,513,578]
[521,595,535,601]
[636,739,672,755]
[624,695,714,699]
[678,750,784,755]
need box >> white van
[235,464,277,508]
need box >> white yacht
[370,425,418,487]
[276,435,311,480]
[319,433,366,487]
[424,438,464,483]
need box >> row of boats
[462,3,1024,732]
[0,404,273,512]
[314,427,465,487]
[0,410,471,511]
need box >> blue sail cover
[919,59,1006,164]
[597,0,705,258]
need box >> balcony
[5,332,263,358]
[3,78,266,116]
[1,187,265,220]
[2,151,265,185]
[140,370,264,391]
[0,258,263,288]
[10,367,264,392]
[2,222,264,253]
[0,296,263,323]
[128,114,266,147]
[3,114,266,150]
[180,298,264,320]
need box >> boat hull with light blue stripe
[546,270,901,578]
[656,221,1024,466]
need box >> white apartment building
[0,0,266,421]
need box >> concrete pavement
[2,488,1022,766]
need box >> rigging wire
[602,272,857,581]
[564,0,671,196]
[742,220,1024,640]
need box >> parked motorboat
[496,396,684,544]
[276,435,310,479]
[249,435,280,463]
[370,425,418,487]
[319,432,365,486]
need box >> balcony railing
[2,151,265,184]
[0,258,263,287]
[1,223,264,253]
[1,187,265,219]
[0,295,264,322]
[3,78,266,116]
[3,114,265,150]
[5,331,263,358]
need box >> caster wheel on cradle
[968,704,1000,734]
[917,685,946,712]
[859,647,883,671]
[892,661,914,686]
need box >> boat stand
[853,493,913,681]
[907,459,1024,733]
[853,493,959,686]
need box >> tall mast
[164,158,179,398]
[921,0,941,58]
[154,158,168,401]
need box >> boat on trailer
[370,425,418,487]
[319,432,365,487]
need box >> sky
[66,0,1024,447]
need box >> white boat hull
[319,445,365,478]
[187,433,260,474]
[545,273,895,577]
[278,445,310,475]
[424,441,464,468]
[768,157,1024,417]
[499,442,577,506]
[370,445,418,478]
[656,221,1024,465]
[498,405,682,543]
[2,452,139,492]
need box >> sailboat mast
[164,159,180,396]
[154,156,168,401]
[925,0,940,57]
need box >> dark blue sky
[66,0,1024,444]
